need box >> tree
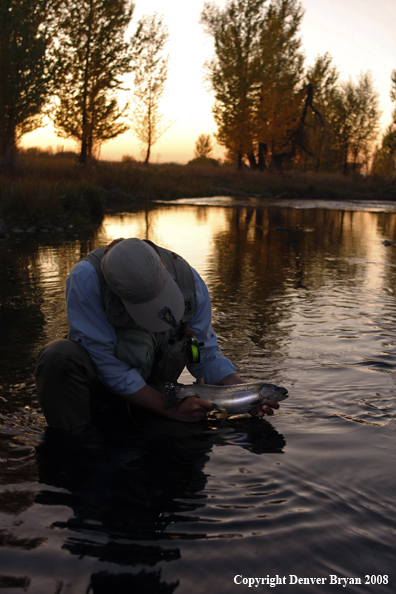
[301,53,340,171]
[194,134,213,158]
[53,0,134,165]
[201,0,305,170]
[335,72,380,174]
[391,70,396,103]
[0,0,55,167]
[371,126,396,177]
[130,13,171,164]
[201,0,267,169]
[385,69,396,158]
[372,70,396,176]
[254,0,305,170]
[382,125,396,156]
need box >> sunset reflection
[99,206,230,276]
[98,204,396,295]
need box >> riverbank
[1,154,395,235]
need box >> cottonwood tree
[201,0,306,170]
[390,69,396,102]
[201,0,266,170]
[254,0,305,170]
[0,0,55,167]
[130,13,171,164]
[371,70,396,176]
[300,53,340,171]
[334,72,380,174]
[194,134,213,158]
[53,0,134,165]
[371,125,396,176]
[382,125,396,156]
[383,71,396,164]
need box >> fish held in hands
[164,382,288,415]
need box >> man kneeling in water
[35,238,279,433]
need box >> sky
[22,0,396,164]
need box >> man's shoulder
[71,258,97,278]
[66,259,102,305]
[69,259,100,290]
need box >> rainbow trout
[164,382,288,415]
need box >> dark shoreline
[1,157,395,236]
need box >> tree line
[0,0,168,167]
[0,0,394,174]
[201,0,385,173]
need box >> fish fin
[215,406,228,422]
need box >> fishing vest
[83,241,196,388]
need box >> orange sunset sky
[21,0,396,164]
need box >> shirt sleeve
[66,260,146,395]
[187,267,236,384]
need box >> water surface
[0,198,395,593]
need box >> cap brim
[121,269,185,332]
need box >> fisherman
[35,238,280,433]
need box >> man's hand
[124,382,213,422]
[163,377,213,422]
[164,396,214,422]
[218,372,280,417]
[248,400,280,417]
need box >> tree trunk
[79,0,93,166]
[144,100,152,165]
[270,153,284,171]
[0,113,17,170]
[258,143,267,171]
[247,151,257,169]
[0,143,18,171]
[343,144,349,176]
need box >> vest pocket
[152,335,188,385]
[115,328,156,381]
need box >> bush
[187,156,220,167]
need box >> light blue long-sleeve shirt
[66,259,235,395]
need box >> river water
[0,197,395,593]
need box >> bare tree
[130,13,172,164]
[336,72,380,174]
[53,0,134,165]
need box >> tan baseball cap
[100,238,185,332]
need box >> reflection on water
[0,199,395,592]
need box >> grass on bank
[0,177,105,229]
[1,151,395,231]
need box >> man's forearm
[121,383,214,422]
[218,373,245,385]
[122,384,165,414]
